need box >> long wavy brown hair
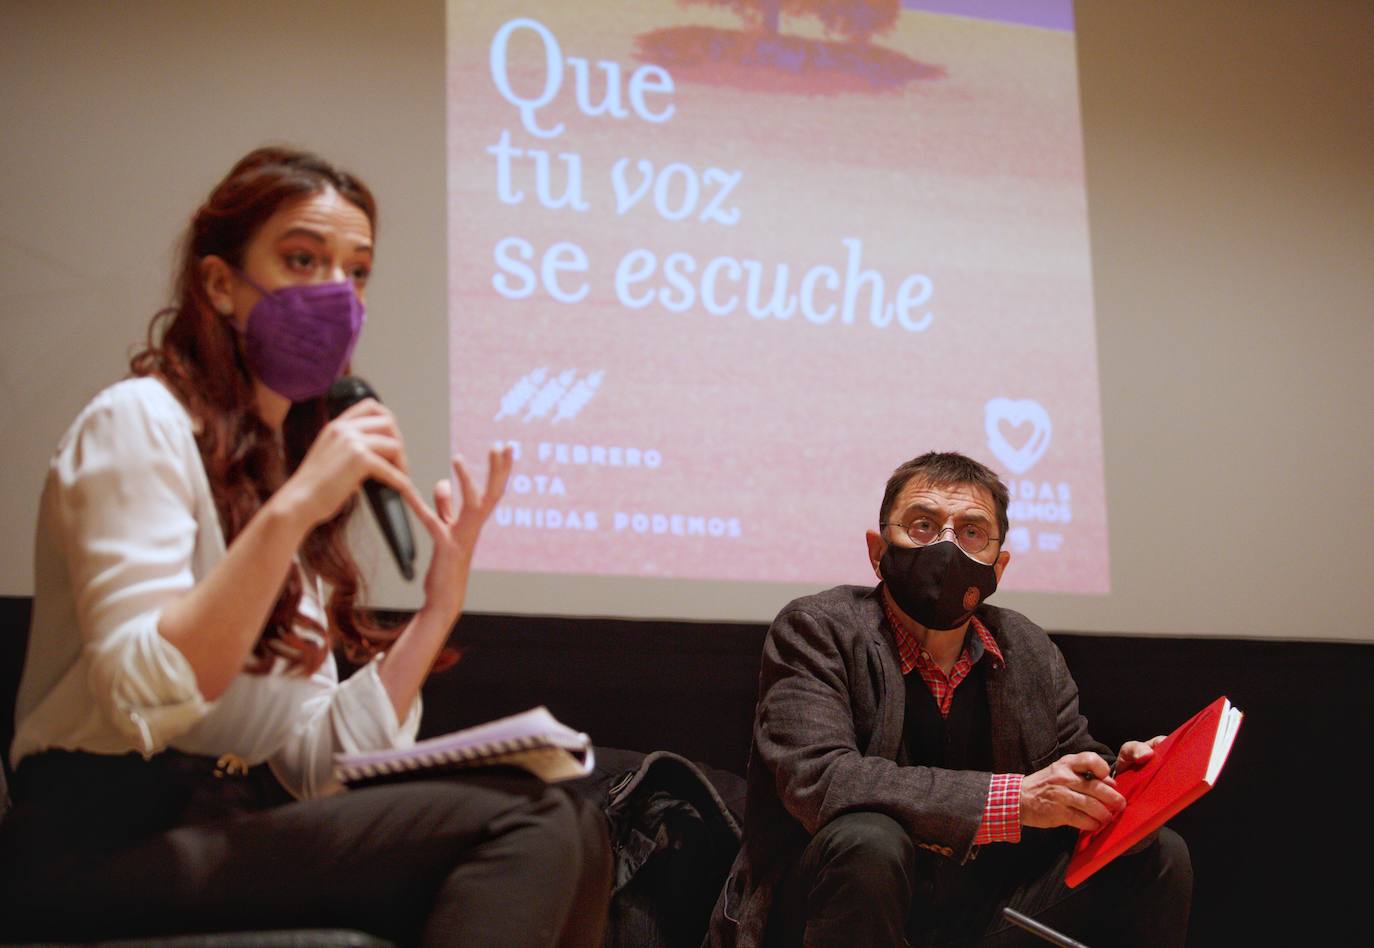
[130,146,406,675]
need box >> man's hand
[1115,735,1167,774]
[1020,751,1126,832]
[1114,735,1167,854]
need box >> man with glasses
[709,452,1192,947]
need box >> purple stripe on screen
[901,0,1075,32]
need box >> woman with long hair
[0,146,611,945]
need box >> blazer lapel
[984,627,1028,773]
[872,600,909,763]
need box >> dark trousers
[0,750,612,946]
[771,812,1192,948]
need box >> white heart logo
[984,398,1052,474]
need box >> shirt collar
[880,586,1005,675]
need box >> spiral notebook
[334,706,596,786]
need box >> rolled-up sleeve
[270,654,422,799]
[54,386,210,752]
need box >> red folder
[1064,695,1243,888]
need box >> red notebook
[1065,695,1243,888]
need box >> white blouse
[10,377,420,798]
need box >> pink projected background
[447,0,1108,594]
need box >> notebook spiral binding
[337,734,578,783]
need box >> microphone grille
[325,376,378,417]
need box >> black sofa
[4,596,1371,945]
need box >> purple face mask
[235,273,366,402]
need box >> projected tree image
[646,0,929,93]
[683,0,899,43]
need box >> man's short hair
[879,452,1010,542]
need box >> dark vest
[902,659,993,772]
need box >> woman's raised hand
[276,402,512,622]
[412,445,514,619]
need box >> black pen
[1079,764,1115,782]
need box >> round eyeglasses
[879,519,1001,556]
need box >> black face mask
[880,540,999,631]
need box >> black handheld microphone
[325,376,417,581]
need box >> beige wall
[2,1,1371,640]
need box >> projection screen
[446,0,1106,596]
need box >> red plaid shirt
[883,593,1022,845]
